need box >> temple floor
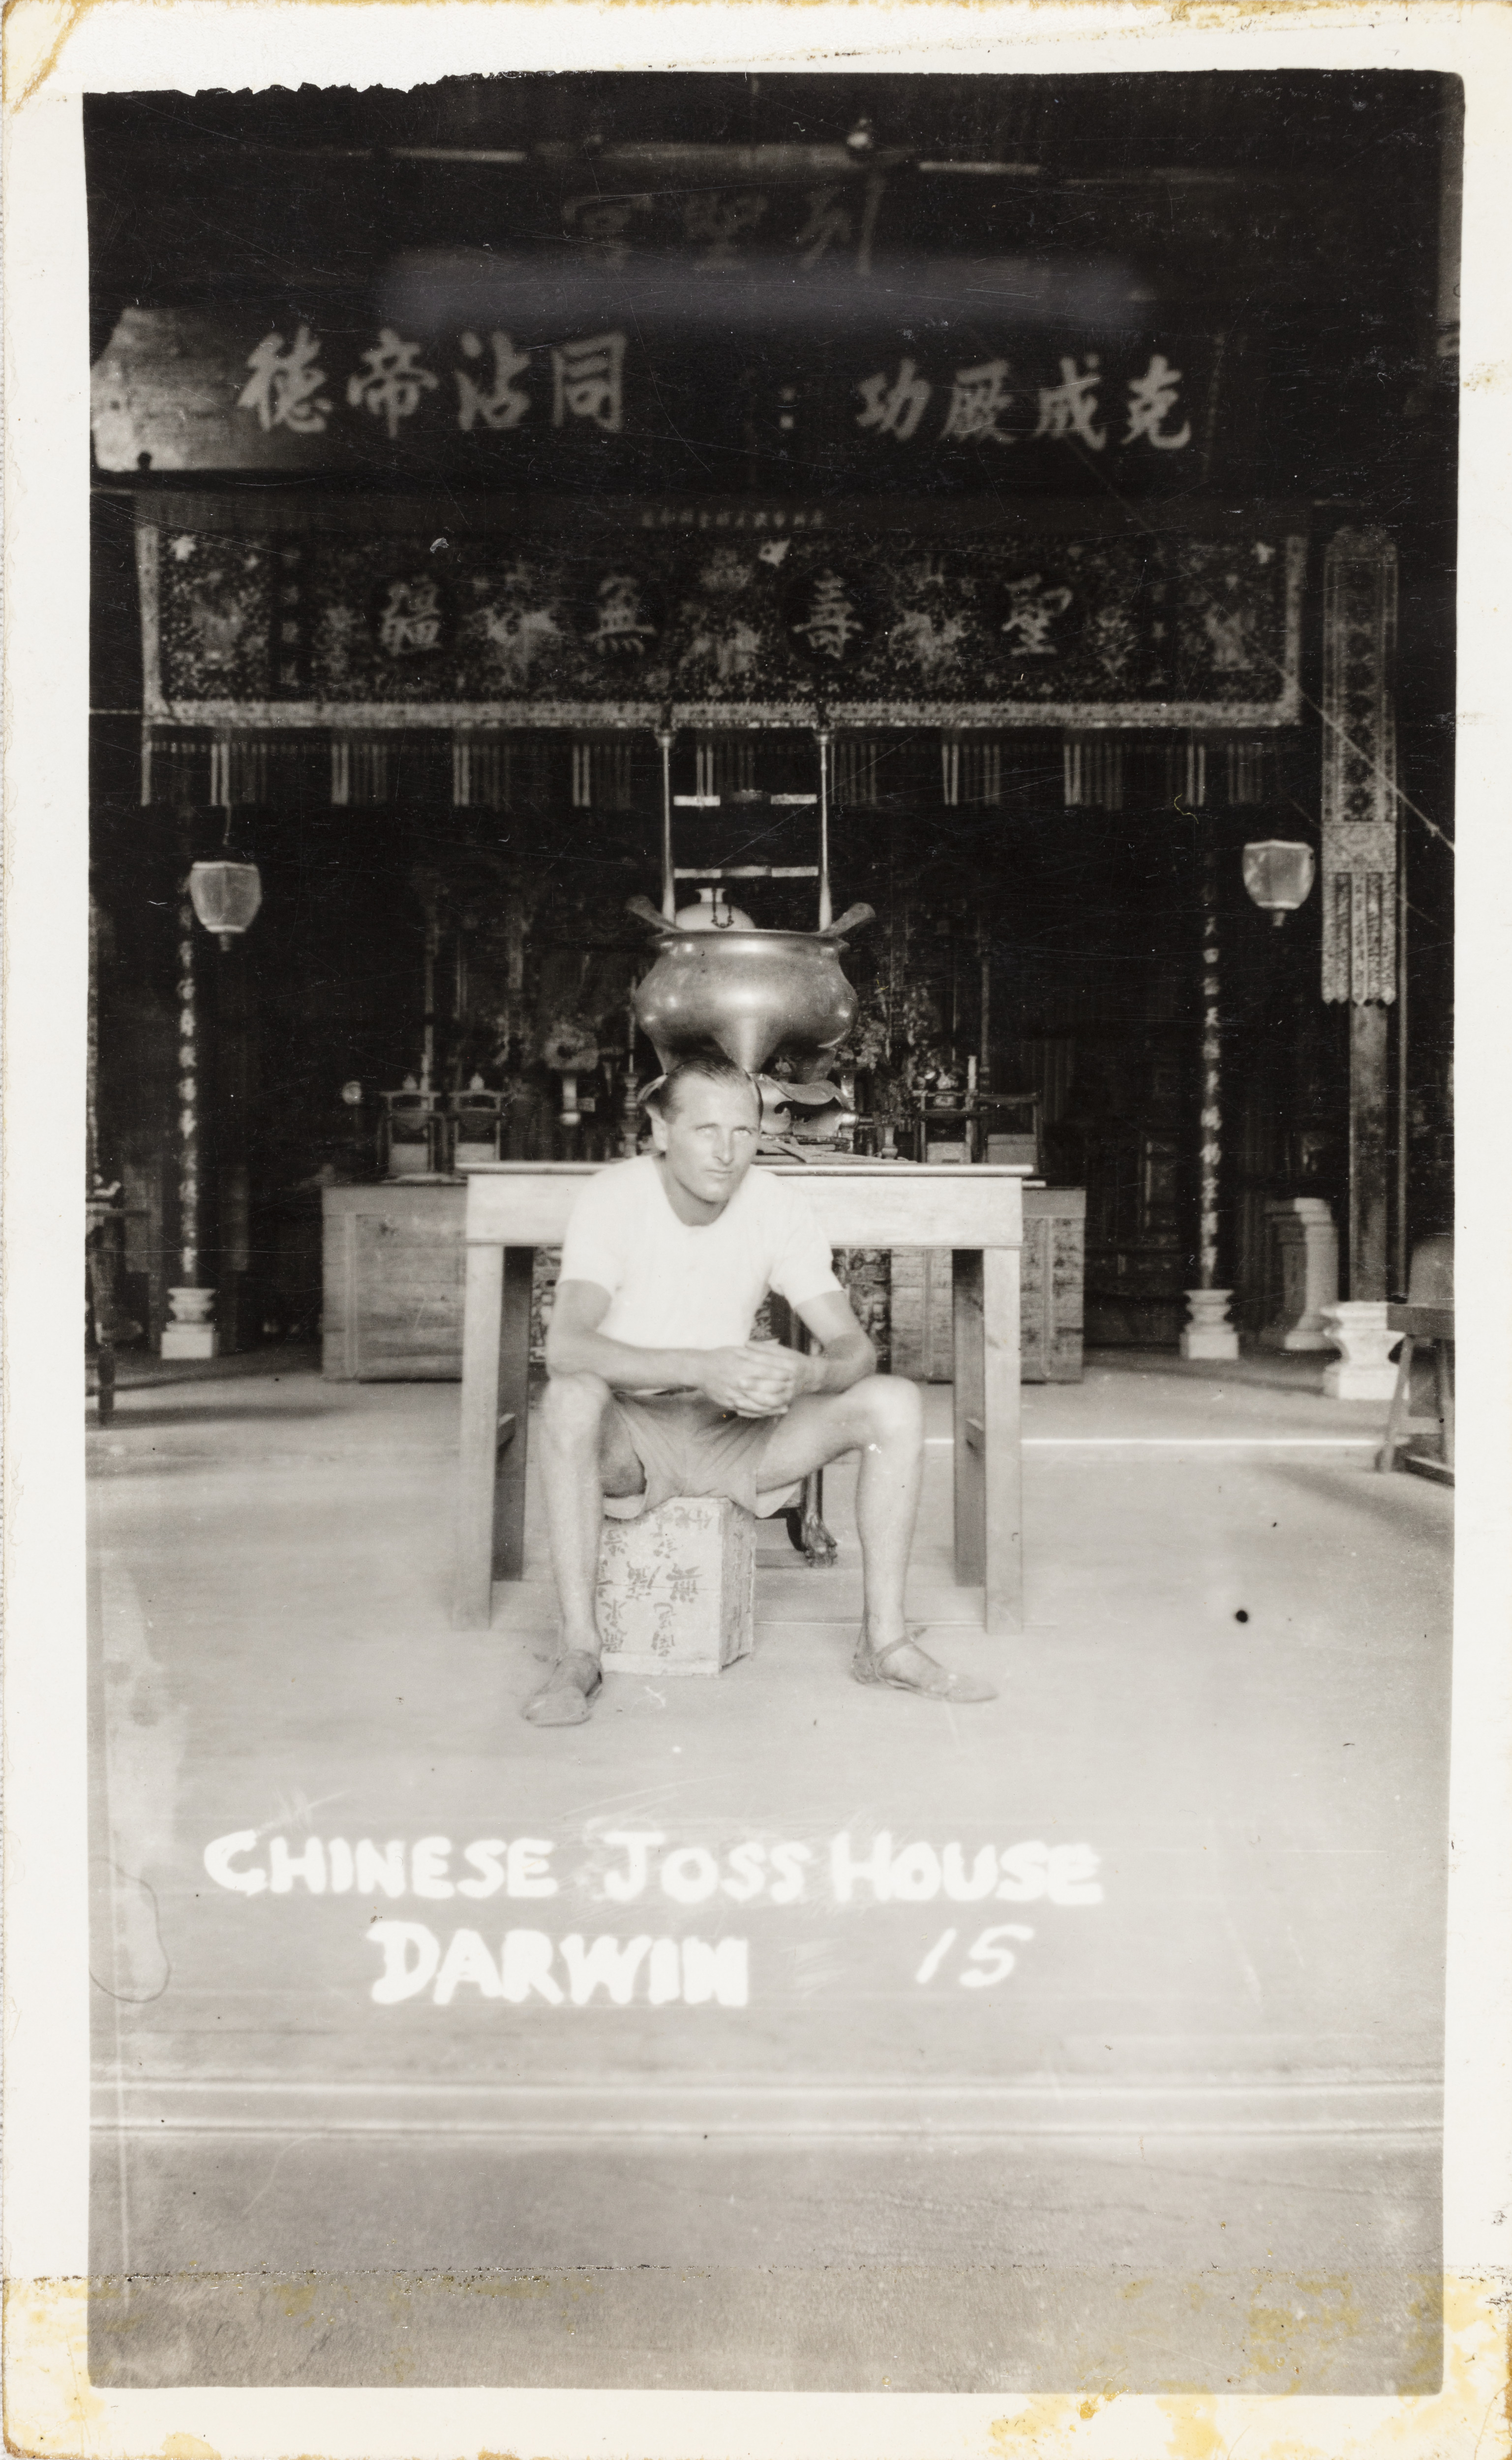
[86,1351,1451,2395]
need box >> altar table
[453,1162,1026,1635]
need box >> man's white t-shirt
[557,1156,842,1361]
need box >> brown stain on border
[1,0,1449,122]
[3,2270,1511,2453]
[4,0,95,117]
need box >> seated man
[525,1048,998,1726]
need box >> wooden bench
[452,1161,1027,1635]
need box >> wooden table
[453,1162,1027,1635]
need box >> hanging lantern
[188,859,263,951]
[1242,840,1315,927]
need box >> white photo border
[5,5,1508,2453]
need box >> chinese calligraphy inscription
[998,573,1077,660]
[455,331,532,433]
[239,326,332,435]
[228,318,1194,463]
[552,333,627,434]
[786,568,871,664]
[371,575,452,658]
[581,571,662,661]
[347,330,440,441]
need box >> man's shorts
[608,1392,800,1520]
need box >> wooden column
[1196,845,1221,1290]
[175,885,202,1284]
[1350,1004,1390,1301]
[88,890,102,1194]
[160,872,220,1356]
[1178,838,1239,1357]
[1321,527,1398,1298]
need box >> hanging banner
[1320,526,1398,1005]
[139,513,1305,731]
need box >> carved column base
[1179,1289,1240,1360]
[162,1285,218,1360]
[1259,1198,1339,1352]
[1321,1300,1398,1400]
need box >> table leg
[981,1245,1023,1634]
[1375,1335,1415,1472]
[952,1251,985,1592]
[771,1293,838,1567]
[454,1241,504,1628]
[494,1246,535,1582]
[952,1248,1024,1632]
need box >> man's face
[651,1071,761,1209]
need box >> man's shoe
[851,1627,997,1704]
[522,1649,603,1726]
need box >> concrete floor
[86,1350,1451,2394]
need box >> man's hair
[641,1049,761,1121]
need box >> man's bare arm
[785,1288,877,1398]
[545,1280,801,1416]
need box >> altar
[453,1160,1027,1635]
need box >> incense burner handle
[817,902,876,942]
[627,894,685,937]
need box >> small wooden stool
[597,1497,756,1676]
[1377,1234,1454,1486]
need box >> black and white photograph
[5,8,1509,2449]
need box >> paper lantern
[1241,840,1315,927]
[188,860,262,950]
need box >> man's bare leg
[525,1370,643,1725]
[758,1376,996,1701]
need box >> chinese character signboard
[141,514,1304,730]
[93,304,1220,494]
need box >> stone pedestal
[1321,1300,1399,1400]
[1179,1288,1240,1360]
[597,1497,756,1678]
[1260,1198,1339,1352]
[161,1285,218,1361]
